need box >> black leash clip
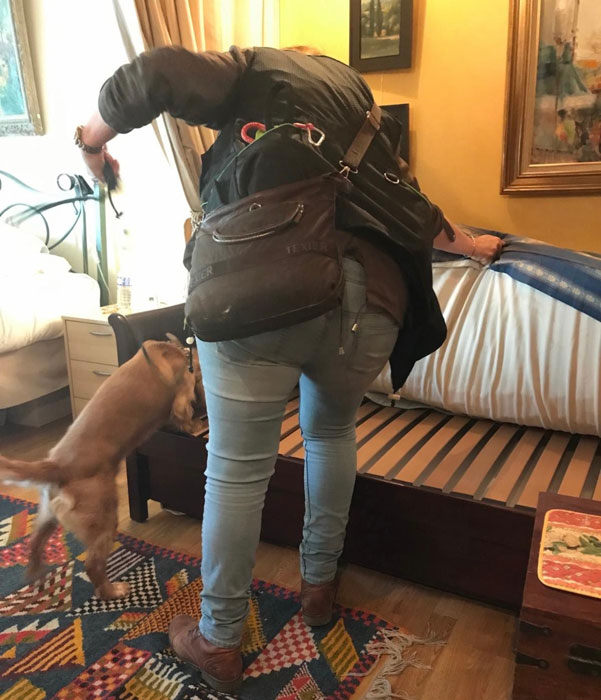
[184,318,195,373]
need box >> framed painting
[350,0,413,72]
[502,0,601,193]
[0,0,42,136]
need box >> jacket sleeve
[394,157,454,241]
[98,45,250,133]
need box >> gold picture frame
[502,0,601,194]
[0,0,43,136]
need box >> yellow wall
[280,0,600,252]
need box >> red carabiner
[240,121,266,143]
[293,121,314,132]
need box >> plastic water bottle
[116,228,133,311]
[116,272,132,311]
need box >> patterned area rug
[0,494,412,700]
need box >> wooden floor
[0,418,517,699]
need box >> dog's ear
[159,342,186,360]
[165,332,183,348]
[143,340,184,365]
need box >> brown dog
[0,339,204,600]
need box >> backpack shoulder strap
[340,103,382,172]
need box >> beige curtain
[114,0,279,217]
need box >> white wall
[1,0,189,306]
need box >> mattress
[369,231,601,437]
[0,337,69,409]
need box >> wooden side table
[513,492,601,699]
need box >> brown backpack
[184,106,382,342]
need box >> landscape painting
[350,0,412,72]
[360,0,402,60]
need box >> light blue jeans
[195,258,400,648]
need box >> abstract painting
[503,0,601,193]
[533,0,601,165]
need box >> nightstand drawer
[66,321,117,365]
[71,360,116,400]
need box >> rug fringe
[349,627,446,700]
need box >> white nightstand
[62,306,121,418]
[62,303,166,419]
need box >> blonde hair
[282,45,322,56]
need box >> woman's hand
[81,149,120,184]
[471,234,504,265]
[77,111,119,183]
[433,222,505,264]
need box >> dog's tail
[0,455,60,485]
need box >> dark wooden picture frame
[350,0,413,73]
[382,103,410,163]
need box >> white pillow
[0,252,71,278]
[0,221,49,257]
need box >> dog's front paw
[96,581,131,600]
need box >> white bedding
[0,224,100,407]
[0,224,100,354]
[0,259,100,353]
[369,259,601,437]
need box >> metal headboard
[0,169,110,305]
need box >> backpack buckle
[338,160,358,179]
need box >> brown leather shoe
[301,575,339,626]
[168,615,242,694]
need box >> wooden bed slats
[557,436,599,498]
[451,423,520,497]
[359,410,449,477]
[277,399,601,511]
[591,448,601,501]
[390,415,470,484]
[482,428,547,504]
[421,419,495,491]
[356,409,427,470]
[513,432,569,508]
